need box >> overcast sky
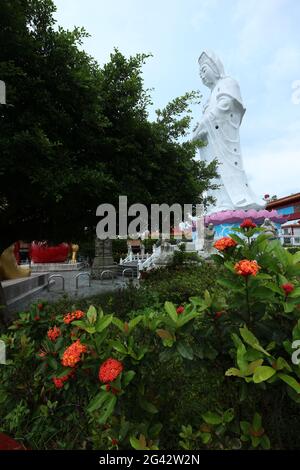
[53,0,300,200]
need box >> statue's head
[198,50,225,88]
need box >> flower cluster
[99,358,123,384]
[47,326,61,342]
[176,306,185,315]
[240,218,257,229]
[234,259,260,277]
[61,340,87,367]
[63,310,85,324]
[281,283,295,296]
[215,311,225,319]
[214,237,237,252]
[38,350,47,358]
[52,369,75,389]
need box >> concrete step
[1,273,49,314]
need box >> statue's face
[199,63,218,88]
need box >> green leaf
[253,366,276,383]
[202,411,222,425]
[278,373,300,393]
[225,367,242,377]
[130,435,147,450]
[237,342,248,374]
[177,311,202,327]
[96,314,113,333]
[139,396,158,414]
[87,391,108,413]
[217,278,243,292]
[283,300,296,313]
[87,305,97,324]
[48,356,58,370]
[164,301,178,325]
[251,436,260,448]
[229,234,245,245]
[276,357,292,372]
[289,287,300,298]
[110,340,128,355]
[72,321,96,334]
[240,327,271,357]
[128,315,143,332]
[204,290,211,307]
[240,421,250,434]
[55,368,73,378]
[252,412,262,432]
[200,432,211,444]
[223,408,234,423]
[176,341,194,360]
[224,261,235,273]
[112,317,125,332]
[261,435,271,450]
[97,394,117,425]
[122,370,136,388]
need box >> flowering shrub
[1,226,300,449]
[214,237,237,252]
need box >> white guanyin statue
[193,50,264,214]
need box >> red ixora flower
[37,303,44,311]
[47,326,61,342]
[99,358,123,384]
[63,310,85,324]
[234,259,260,277]
[281,283,295,296]
[52,369,75,389]
[61,340,87,368]
[214,237,237,252]
[215,311,225,319]
[176,306,185,314]
[240,218,257,229]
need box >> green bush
[284,246,300,255]
[2,226,300,449]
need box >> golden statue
[0,244,31,281]
[71,244,79,263]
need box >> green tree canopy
[0,0,218,253]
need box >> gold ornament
[0,244,31,281]
[71,244,79,263]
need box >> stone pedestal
[91,238,117,279]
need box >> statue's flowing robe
[196,76,263,213]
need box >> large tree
[0,0,218,255]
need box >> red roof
[266,193,300,209]
[287,211,300,221]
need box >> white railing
[137,246,163,273]
[120,252,150,265]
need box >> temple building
[266,193,300,245]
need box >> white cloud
[244,123,300,198]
